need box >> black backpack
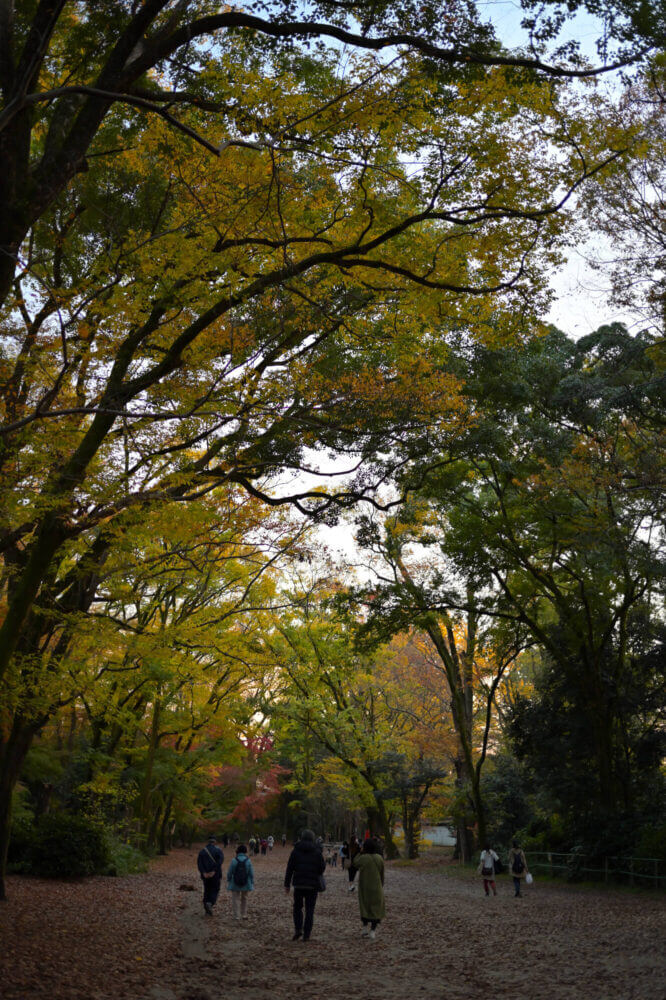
[233,857,249,887]
[512,853,524,874]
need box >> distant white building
[394,822,456,847]
[421,824,456,847]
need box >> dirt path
[1,847,664,999]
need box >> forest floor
[1,845,665,1000]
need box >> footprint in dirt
[178,894,212,960]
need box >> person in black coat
[284,829,326,942]
[197,835,224,915]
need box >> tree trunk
[159,795,174,855]
[367,801,399,859]
[146,801,163,854]
[405,810,421,860]
[452,758,475,862]
[138,698,161,842]
[0,720,38,900]
[401,798,410,859]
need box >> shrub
[29,814,110,877]
[635,823,666,863]
[518,812,569,853]
[103,836,148,876]
[8,816,35,867]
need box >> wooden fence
[512,850,666,889]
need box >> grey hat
[300,829,315,843]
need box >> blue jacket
[197,842,224,880]
[227,853,254,891]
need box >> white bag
[525,872,533,885]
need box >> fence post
[548,851,552,878]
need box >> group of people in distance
[197,831,529,938]
[196,829,385,941]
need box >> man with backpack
[197,835,224,916]
[226,843,255,921]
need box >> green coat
[353,852,385,921]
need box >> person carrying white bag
[508,839,531,897]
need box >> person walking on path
[197,835,224,916]
[284,829,326,942]
[347,835,360,891]
[227,843,254,921]
[352,838,385,940]
[508,840,529,897]
[478,843,500,897]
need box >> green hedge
[28,814,110,877]
[9,814,151,877]
[103,836,148,876]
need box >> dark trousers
[348,864,357,883]
[513,876,522,896]
[293,889,317,939]
[203,875,221,907]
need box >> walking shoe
[368,930,376,941]
[348,884,356,892]
[204,902,213,915]
[292,931,302,940]
[361,927,370,937]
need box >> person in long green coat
[352,838,385,940]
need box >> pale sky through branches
[310,3,646,564]
[487,2,640,335]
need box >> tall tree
[350,514,526,857]
[385,324,665,831]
